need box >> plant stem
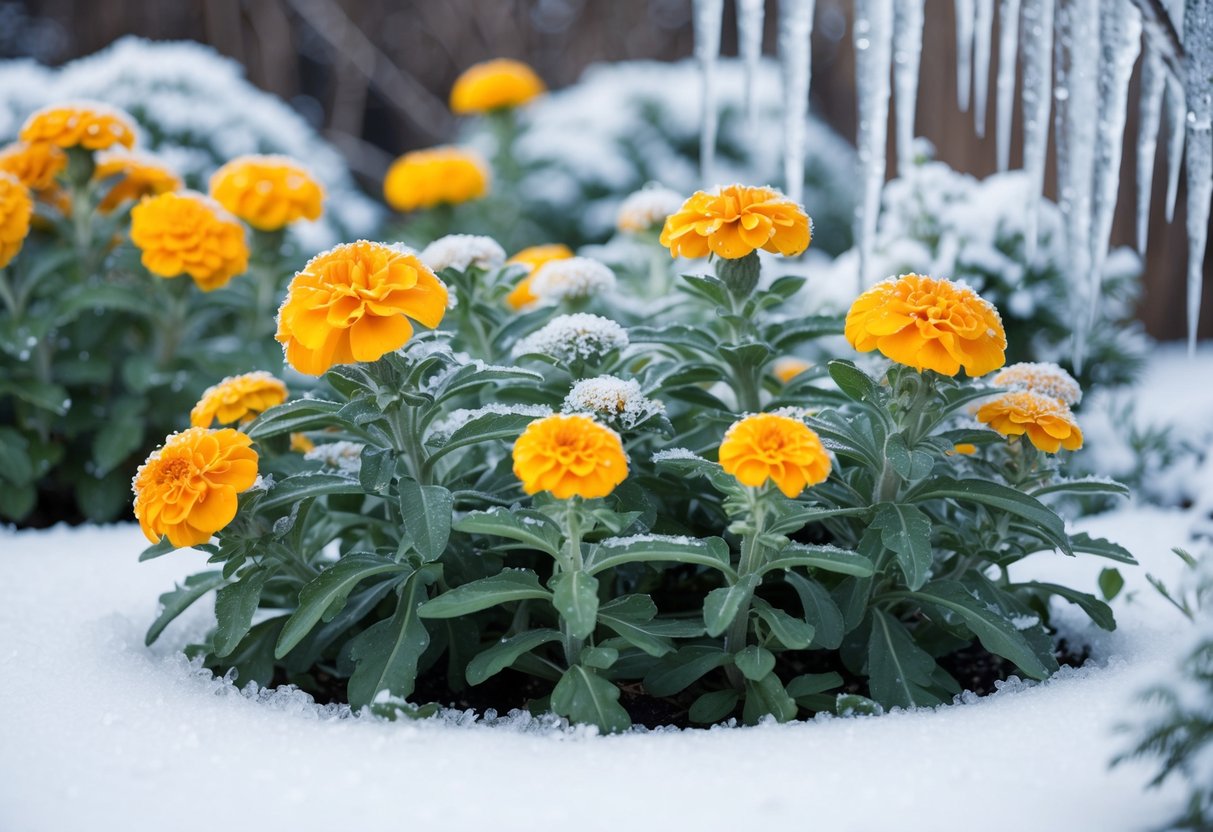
[560,497,585,665]
[724,487,766,688]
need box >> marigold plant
[190,371,289,428]
[0,172,32,269]
[719,413,831,497]
[209,154,324,231]
[976,391,1084,453]
[383,147,489,213]
[129,191,249,291]
[0,141,67,191]
[660,184,811,260]
[450,58,546,114]
[512,413,629,499]
[505,243,574,310]
[94,151,181,213]
[19,101,136,151]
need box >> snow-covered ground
[1,346,1210,832]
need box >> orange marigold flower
[976,391,1083,453]
[992,361,1082,406]
[19,102,136,151]
[190,371,288,428]
[512,414,628,499]
[773,357,812,384]
[276,240,448,376]
[450,58,546,114]
[845,273,1006,377]
[0,172,33,270]
[718,412,831,498]
[94,151,181,213]
[0,141,67,191]
[209,154,324,231]
[383,147,489,213]
[948,443,978,456]
[659,184,811,260]
[289,432,316,453]
[129,191,249,291]
[133,427,259,548]
[505,243,574,310]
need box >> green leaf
[244,398,344,440]
[827,360,885,405]
[347,573,431,707]
[1098,567,1125,601]
[643,645,731,696]
[0,378,69,415]
[1014,581,1116,630]
[551,571,599,641]
[398,478,453,562]
[428,411,536,462]
[551,666,631,733]
[213,568,271,657]
[835,693,884,716]
[275,554,409,657]
[1030,478,1131,500]
[908,477,1070,554]
[138,537,179,562]
[466,629,562,686]
[580,646,619,670]
[215,615,285,687]
[586,535,735,579]
[786,672,844,698]
[0,481,35,521]
[734,645,776,681]
[743,672,798,724]
[1069,532,1136,564]
[453,507,562,557]
[768,315,845,350]
[418,570,551,619]
[145,571,226,646]
[871,502,934,590]
[91,398,145,476]
[678,273,731,307]
[259,473,365,513]
[751,597,815,649]
[703,573,761,637]
[688,689,740,724]
[358,446,395,494]
[867,609,949,709]
[763,543,876,577]
[597,596,701,657]
[784,571,845,649]
[766,504,869,536]
[0,428,33,485]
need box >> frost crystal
[562,375,666,430]
[512,314,629,365]
[651,447,702,462]
[419,234,506,274]
[529,257,617,302]
[430,404,552,440]
[616,185,684,233]
[993,362,1083,406]
[769,405,817,422]
[304,441,364,474]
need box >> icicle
[955,0,976,111]
[1136,43,1166,253]
[693,0,725,186]
[738,0,767,128]
[1053,0,1100,372]
[995,0,1022,170]
[1183,0,1213,354]
[973,0,995,136]
[1087,0,1141,338]
[893,0,926,174]
[1165,0,1187,223]
[854,0,894,291]
[779,0,816,204]
[1020,0,1055,262]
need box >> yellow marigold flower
[976,391,1083,453]
[845,273,1006,377]
[450,58,546,114]
[949,443,978,456]
[94,151,181,213]
[190,371,288,428]
[512,414,628,500]
[276,240,448,376]
[718,412,831,498]
[773,357,812,384]
[19,102,136,151]
[0,141,67,191]
[290,432,316,453]
[0,172,33,270]
[383,147,489,213]
[130,191,249,291]
[133,427,259,548]
[505,243,574,310]
[209,154,324,231]
[992,361,1082,406]
[659,184,811,260]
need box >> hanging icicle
[973,0,995,136]
[738,0,767,128]
[779,0,816,204]
[955,0,976,111]
[1020,0,1055,262]
[1136,40,1166,254]
[1183,0,1213,354]
[854,0,895,291]
[995,0,1022,170]
[692,0,725,186]
[893,0,926,173]
[1165,0,1187,223]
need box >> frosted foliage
[778,0,815,203]
[0,37,378,248]
[561,375,665,430]
[419,235,506,274]
[993,362,1083,405]
[303,442,364,475]
[529,257,617,302]
[1184,0,1213,354]
[853,0,895,289]
[692,0,724,185]
[512,313,629,365]
[431,404,552,440]
[995,0,1021,171]
[893,0,925,173]
[1020,0,1055,261]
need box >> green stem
[560,497,585,665]
[724,487,766,688]
[0,269,18,317]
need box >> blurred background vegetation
[2,0,1208,340]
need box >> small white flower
[304,441,364,474]
[512,313,629,365]
[562,375,666,430]
[992,362,1083,406]
[616,184,684,233]
[529,257,616,302]
[420,234,506,274]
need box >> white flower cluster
[616,184,684,233]
[993,362,1083,406]
[512,313,629,365]
[529,257,616,302]
[420,234,506,274]
[562,375,665,430]
[430,403,552,441]
[304,441,364,475]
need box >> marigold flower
[133,427,259,548]
[845,273,1006,377]
[129,191,249,291]
[718,412,832,498]
[949,443,978,456]
[94,151,181,213]
[659,184,811,260]
[976,391,1083,453]
[19,102,136,151]
[992,362,1082,406]
[276,240,447,376]
[506,243,574,310]
[209,154,324,231]
[0,173,33,270]
[0,141,67,191]
[290,432,316,453]
[512,414,628,499]
[190,371,288,428]
[383,147,489,213]
[617,185,684,234]
[450,58,546,114]
[773,357,812,384]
